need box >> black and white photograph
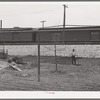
[0,1,100,97]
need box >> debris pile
[19,61,37,70]
[7,57,22,71]
[7,56,37,70]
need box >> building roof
[0,27,34,32]
[38,26,100,31]
[0,26,100,32]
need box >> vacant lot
[0,56,100,91]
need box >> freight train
[0,26,100,44]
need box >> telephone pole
[0,20,2,28]
[40,20,46,28]
[63,4,68,43]
[37,29,40,82]
[0,20,5,59]
[37,20,46,82]
[54,35,57,72]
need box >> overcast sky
[0,2,100,28]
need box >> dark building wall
[0,32,12,41]
[36,30,100,43]
[90,31,100,41]
[64,30,91,41]
[36,30,91,42]
[0,32,34,42]
[36,31,52,42]
[0,28,100,44]
[36,31,63,42]
[32,32,36,42]
[12,32,33,41]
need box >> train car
[36,26,100,44]
[0,27,36,44]
[0,26,100,44]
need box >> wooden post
[37,31,40,82]
[54,42,57,71]
[1,20,2,28]
[3,41,5,59]
[63,4,68,43]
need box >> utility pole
[3,41,5,59]
[37,30,40,82]
[54,41,57,71]
[40,20,46,28]
[54,29,59,72]
[0,20,5,59]
[0,20,2,28]
[63,4,68,43]
[37,20,46,82]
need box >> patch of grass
[0,55,100,91]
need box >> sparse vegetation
[0,56,100,91]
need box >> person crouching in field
[71,49,77,65]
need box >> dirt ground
[0,56,100,91]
